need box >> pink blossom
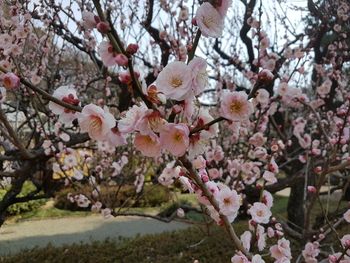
[213,146,225,162]
[195,2,224,38]
[240,231,252,252]
[188,57,208,96]
[329,253,350,263]
[262,190,273,208]
[317,79,332,97]
[208,168,221,179]
[231,252,250,263]
[215,0,232,16]
[115,53,128,67]
[192,155,207,169]
[78,104,116,141]
[248,202,271,224]
[134,133,161,157]
[255,89,270,107]
[258,69,274,83]
[252,255,265,263]
[159,123,189,157]
[101,208,112,219]
[179,176,194,193]
[158,161,181,186]
[341,234,350,248]
[98,41,117,67]
[220,91,253,122]
[268,157,279,173]
[118,103,147,133]
[81,11,98,30]
[49,86,80,124]
[270,238,292,262]
[177,208,185,218]
[134,110,166,136]
[177,6,189,21]
[262,170,277,185]
[2,72,20,89]
[75,194,91,208]
[156,61,192,101]
[302,242,320,263]
[344,209,350,223]
[105,128,127,147]
[249,132,266,147]
[216,187,241,221]
[256,224,267,251]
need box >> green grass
[0,225,247,263]
[12,203,161,223]
[1,194,349,262]
[14,206,91,222]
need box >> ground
[0,215,189,255]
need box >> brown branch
[0,66,82,112]
[239,0,258,73]
[0,109,33,159]
[142,0,171,66]
[179,156,252,259]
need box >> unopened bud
[115,54,129,67]
[96,21,110,33]
[126,43,139,55]
[308,186,316,193]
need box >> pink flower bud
[258,69,274,83]
[118,72,131,84]
[126,43,139,55]
[308,186,316,193]
[314,166,322,174]
[2,72,20,89]
[94,16,101,24]
[115,54,129,67]
[172,105,182,114]
[201,174,209,183]
[329,255,338,262]
[345,239,350,248]
[96,21,110,33]
[192,17,197,26]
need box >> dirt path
[0,215,189,255]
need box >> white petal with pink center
[49,86,80,124]
[216,187,241,220]
[98,41,116,67]
[248,202,271,224]
[156,61,192,101]
[188,57,208,96]
[196,2,224,38]
[159,123,189,157]
[118,103,148,134]
[78,104,116,141]
[134,133,161,157]
[220,91,253,122]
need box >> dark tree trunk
[287,180,304,229]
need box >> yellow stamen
[170,76,183,88]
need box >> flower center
[223,198,231,205]
[256,210,263,217]
[173,132,183,142]
[202,16,214,28]
[90,115,102,131]
[170,76,183,88]
[230,101,243,113]
[3,78,11,88]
